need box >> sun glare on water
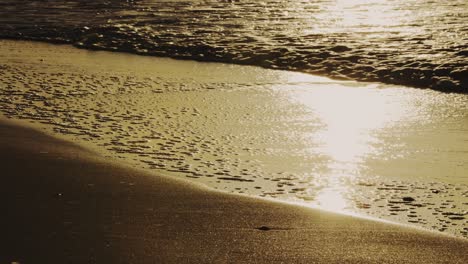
[304,0,412,35]
[287,79,407,212]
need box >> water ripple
[1,0,467,92]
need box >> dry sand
[1,120,468,263]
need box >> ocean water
[0,0,467,92]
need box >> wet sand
[1,40,467,239]
[1,119,468,263]
[0,39,467,263]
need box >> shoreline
[1,36,467,94]
[0,39,467,262]
[3,116,464,241]
[2,119,468,263]
[1,39,467,239]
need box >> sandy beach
[1,0,467,262]
[0,39,466,263]
[1,39,468,239]
[2,119,468,263]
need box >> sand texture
[1,40,467,238]
[1,119,468,263]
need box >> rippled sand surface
[1,0,467,92]
[1,40,467,238]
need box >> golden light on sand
[314,88,392,162]
[288,81,408,213]
[315,187,348,212]
[294,84,405,162]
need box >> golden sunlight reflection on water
[286,78,408,212]
[303,0,419,36]
[334,0,395,26]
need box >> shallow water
[1,40,467,238]
[1,0,467,92]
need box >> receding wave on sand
[0,0,467,92]
[1,40,467,239]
